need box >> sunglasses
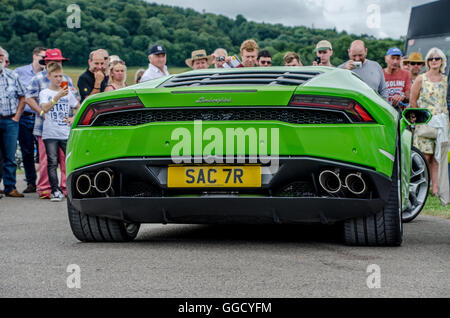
[428,57,442,62]
[410,62,424,66]
[260,61,272,65]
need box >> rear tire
[67,200,140,242]
[343,149,403,246]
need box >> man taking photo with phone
[313,40,334,67]
[339,40,388,100]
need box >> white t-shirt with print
[39,88,78,140]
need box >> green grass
[422,193,450,219]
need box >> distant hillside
[1,0,404,67]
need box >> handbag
[415,124,438,139]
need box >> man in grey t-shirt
[339,40,388,101]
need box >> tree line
[1,0,405,67]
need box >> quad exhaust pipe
[345,173,367,195]
[319,170,342,194]
[318,170,367,195]
[75,174,91,195]
[94,170,113,193]
[75,169,113,196]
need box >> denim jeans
[18,114,37,186]
[0,118,19,194]
[43,139,67,193]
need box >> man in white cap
[313,40,334,67]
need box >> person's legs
[0,118,20,194]
[18,115,37,189]
[36,136,51,198]
[430,157,439,195]
[425,154,439,195]
[0,144,3,191]
[43,139,60,194]
[58,146,67,195]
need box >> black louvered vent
[160,70,322,88]
[91,107,350,126]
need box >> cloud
[146,0,431,38]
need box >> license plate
[167,165,261,188]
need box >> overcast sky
[147,0,432,39]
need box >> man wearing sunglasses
[257,50,272,67]
[383,47,411,108]
[407,52,425,83]
[13,47,47,194]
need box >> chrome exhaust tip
[318,170,342,194]
[345,173,367,195]
[76,174,92,196]
[94,170,113,193]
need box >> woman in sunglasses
[410,47,448,200]
[105,60,127,92]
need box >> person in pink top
[383,47,411,110]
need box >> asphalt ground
[0,178,449,298]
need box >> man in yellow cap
[407,52,425,83]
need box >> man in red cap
[25,48,80,199]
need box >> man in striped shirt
[0,47,26,197]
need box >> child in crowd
[39,62,79,201]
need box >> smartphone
[225,55,241,68]
[314,56,321,64]
[61,81,68,89]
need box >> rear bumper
[68,156,393,224]
[71,196,385,224]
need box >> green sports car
[66,66,430,246]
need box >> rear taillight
[78,97,144,126]
[289,95,375,123]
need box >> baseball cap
[315,40,332,52]
[386,47,403,56]
[148,44,166,56]
[39,48,69,65]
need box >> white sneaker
[50,190,64,202]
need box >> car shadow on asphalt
[135,223,344,245]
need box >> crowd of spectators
[0,38,448,203]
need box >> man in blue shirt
[14,47,47,193]
[0,47,26,197]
